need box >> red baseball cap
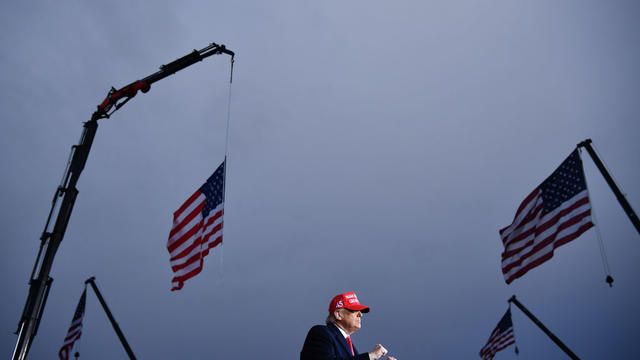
[328,292,370,313]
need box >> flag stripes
[167,160,225,291]
[500,149,593,284]
[59,289,86,360]
[479,309,516,360]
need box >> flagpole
[508,296,580,360]
[85,277,136,360]
[577,139,640,236]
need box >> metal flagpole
[577,139,640,236]
[508,296,580,360]
[85,277,136,360]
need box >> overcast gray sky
[2,1,639,359]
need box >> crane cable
[219,55,234,280]
[579,147,613,287]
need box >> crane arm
[95,42,234,119]
[13,42,233,360]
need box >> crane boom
[13,42,233,360]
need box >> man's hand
[368,344,388,360]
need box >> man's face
[335,309,362,334]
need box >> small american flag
[59,288,86,360]
[479,308,516,360]
[167,160,225,291]
[500,149,593,284]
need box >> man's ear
[333,310,343,321]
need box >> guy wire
[579,147,613,285]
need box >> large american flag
[59,288,86,360]
[479,308,516,360]
[167,160,225,291]
[500,149,593,284]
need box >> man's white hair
[326,309,345,325]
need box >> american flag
[167,160,225,291]
[479,308,516,360]
[500,149,593,284]
[59,288,86,360]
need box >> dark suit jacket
[300,323,369,360]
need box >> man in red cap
[300,291,397,360]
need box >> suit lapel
[328,323,353,356]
